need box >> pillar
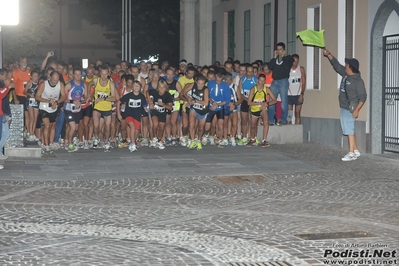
[199,0,213,66]
[181,0,197,64]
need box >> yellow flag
[296,29,326,48]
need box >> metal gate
[383,34,399,152]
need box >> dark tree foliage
[2,0,61,61]
[78,0,180,64]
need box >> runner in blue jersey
[63,67,88,152]
[236,65,257,145]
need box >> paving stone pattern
[0,143,398,265]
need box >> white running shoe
[104,143,111,152]
[141,138,149,147]
[93,139,99,149]
[231,138,236,147]
[180,136,187,147]
[156,141,165,150]
[0,153,8,160]
[201,136,208,146]
[0,165,4,170]
[149,138,157,148]
[84,141,90,150]
[209,136,215,146]
[342,152,357,161]
[354,150,361,158]
[128,144,137,152]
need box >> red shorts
[125,116,140,129]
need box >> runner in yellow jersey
[88,66,117,151]
[176,66,196,146]
[247,74,277,147]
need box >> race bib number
[292,77,301,84]
[243,90,250,98]
[155,105,165,113]
[128,99,141,108]
[193,103,204,110]
[97,92,108,99]
[28,98,37,107]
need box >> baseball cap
[179,59,187,66]
[345,58,359,70]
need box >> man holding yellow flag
[323,49,367,162]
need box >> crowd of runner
[0,42,306,156]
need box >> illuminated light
[0,0,19,25]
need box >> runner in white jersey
[35,71,66,154]
[287,54,306,124]
[138,61,149,84]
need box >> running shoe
[67,143,77,152]
[156,141,165,150]
[165,138,173,146]
[189,140,197,150]
[52,143,61,150]
[149,138,157,148]
[246,139,256,147]
[141,138,149,147]
[218,139,227,148]
[93,138,99,149]
[231,138,236,147]
[59,138,65,148]
[180,136,187,147]
[171,138,177,146]
[201,136,208,145]
[104,143,111,152]
[129,144,137,152]
[254,139,261,146]
[354,150,361,158]
[342,152,357,161]
[209,136,215,146]
[261,140,270,147]
[196,141,203,151]
[84,141,90,150]
[78,142,84,149]
[237,138,248,146]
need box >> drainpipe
[274,0,279,47]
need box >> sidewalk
[0,142,398,265]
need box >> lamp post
[121,0,132,62]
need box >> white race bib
[28,98,37,107]
[155,104,165,113]
[97,92,108,99]
[128,99,141,108]
[243,90,250,98]
[193,103,204,110]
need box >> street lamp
[0,0,19,68]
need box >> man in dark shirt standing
[268,42,294,125]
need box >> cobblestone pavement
[0,143,398,265]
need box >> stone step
[4,147,42,158]
[256,124,303,144]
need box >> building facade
[38,0,120,65]
[180,0,399,154]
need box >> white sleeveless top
[288,66,302,96]
[39,80,61,113]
